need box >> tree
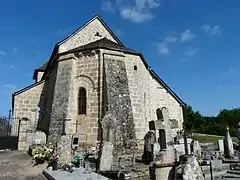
[183,105,240,137]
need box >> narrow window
[78,87,87,115]
[156,108,163,121]
[134,65,137,70]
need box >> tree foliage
[183,105,240,137]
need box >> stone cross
[58,116,71,135]
[148,119,167,151]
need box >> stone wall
[95,50,183,150]
[149,76,183,143]
[12,81,46,150]
[66,51,100,145]
[124,53,183,145]
[103,56,136,152]
[48,55,74,144]
[40,65,58,134]
[124,54,151,143]
[59,18,118,53]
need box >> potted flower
[72,153,82,168]
[50,149,58,171]
[33,153,45,164]
[32,145,45,165]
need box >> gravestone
[161,107,169,122]
[224,127,234,158]
[174,138,192,155]
[148,119,166,151]
[43,166,108,180]
[100,141,114,171]
[101,112,116,143]
[181,156,205,180]
[218,139,224,152]
[142,131,156,164]
[153,142,161,161]
[31,131,46,145]
[27,131,46,147]
[190,140,201,158]
[159,129,167,150]
[57,135,72,165]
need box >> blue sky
[0,0,240,116]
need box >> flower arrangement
[31,144,54,165]
[72,152,83,167]
[32,145,47,165]
[50,148,59,170]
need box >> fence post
[7,109,11,136]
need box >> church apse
[69,50,101,146]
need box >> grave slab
[43,167,108,180]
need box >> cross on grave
[148,120,167,151]
[58,116,71,135]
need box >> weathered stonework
[124,53,183,145]
[48,58,74,144]
[12,81,47,150]
[59,17,118,53]
[103,57,136,153]
[67,51,100,144]
[12,16,185,180]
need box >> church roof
[57,14,124,47]
[36,61,48,71]
[65,37,136,54]
[37,14,186,107]
[33,61,48,80]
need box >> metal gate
[0,113,19,150]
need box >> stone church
[11,15,185,151]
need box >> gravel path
[0,151,47,180]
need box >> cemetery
[1,14,240,180]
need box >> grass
[189,133,238,143]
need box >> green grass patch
[189,133,238,143]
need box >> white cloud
[101,0,114,12]
[157,43,169,55]
[201,25,211,33]
[185,48,199,56]
[13,47,18,53]
[115,29,125,37]
[201,25,222,36]
[210,26,221,36]
[164,36,178,43]
[9,64,15,69]
[102,0,160,23]
[3,84,16,90]
[220,67,236,77]
[120,8,153,22]
[180,30,195,43]
[156,33,177,55]
[0,50,7,56]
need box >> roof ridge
[57,14,124,47]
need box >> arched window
[78,87,87,115]
[156,108,163,121]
